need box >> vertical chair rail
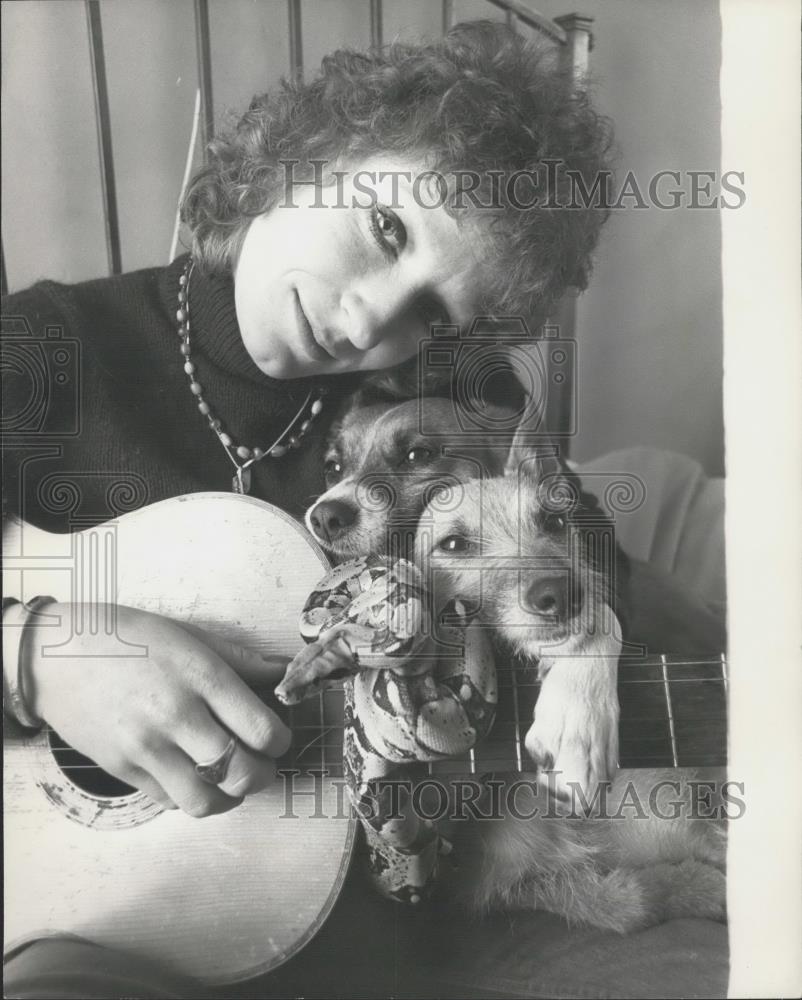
[554,13,594,81]
[370,0,383,50]
[477,3,595,452]
[552,12,594,451]
[85,0,122,276]
[547,294,579,444]
[193,0,214,157]
[287,0,304,82]
[441,0,454,34]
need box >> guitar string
[42,725,730,765]
[39,715,729,744]
[41,704,728,748]
[43,723,728,765]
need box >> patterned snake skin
[276,555,497,902]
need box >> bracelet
[2,595,57,730]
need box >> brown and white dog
[303,393,727,930]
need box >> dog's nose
[525,576,581,620]
[309,500,356,542]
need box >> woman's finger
[124,767,177,811]
[141,744,242,818]
[170,702,279,799]
[178,622,290,687]
[215,745,277,799]
[193,659,292,759]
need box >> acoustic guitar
[2,493,728,985]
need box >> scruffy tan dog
[414,471,726,930]
[415,465,622,796]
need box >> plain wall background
[0,0,724,474]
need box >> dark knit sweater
[1,255,361,532]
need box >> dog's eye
[543,512,566,533]
[324,460,343,486]
[437,535,472,554]
[403,447,434,467]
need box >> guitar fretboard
[280,653,728,778]
[281,689,347,779]
[618,654,727,768]
[41,655,727,791]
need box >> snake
[276,554,497,903]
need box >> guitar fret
[318,691,326,774]
[660,654,679,768]
[509,661,524,773]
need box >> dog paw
[524,730,556,775]
[524,671,619,799]
[526,724,616,801]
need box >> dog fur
[440,768,727,932]
[413,472,726,930]
[304,394,727,930]
[307,395,725,658]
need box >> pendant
[233,467,252,494]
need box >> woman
[2,20,611,996]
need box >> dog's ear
[503,415,563,481]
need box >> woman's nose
[339,283,419,352]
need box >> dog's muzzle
[308,499,357,544]
[525,575,583,622]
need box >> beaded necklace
[177,259,324,494]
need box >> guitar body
[3,493,356,985]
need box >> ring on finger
[194,736,237,786]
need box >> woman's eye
[437,535,471,554]
[543,513,566,533]
[324,460,343,486]
[403,446,434,467]
[369,204,407,257]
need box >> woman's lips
[295,290,361,363]
[293,289,332,363]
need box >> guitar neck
[283,653,729,779]
[617,653,728,770]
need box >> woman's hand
[23,603,292,818]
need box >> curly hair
[183,19,613,340]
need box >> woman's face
[234,158,487,379]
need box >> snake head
[275,631,360,705]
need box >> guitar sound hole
[47,730,136,798]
